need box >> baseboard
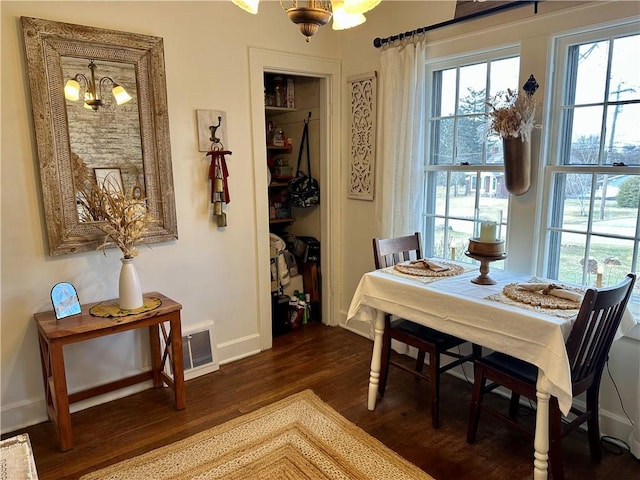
[1,334,262,435]
[217,333,262,365]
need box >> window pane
[573,40,609,105]
[557,231,588,284]
[456,115,484,164]
[433,217,446,258]
[434,171,447,216]
[458,63,487,115]
[593,174,639,235]
[609,34,640,103]
[431,118,454,165]
[559,173,593,231]
[604,103,640,165]
[489,57,520,98]
[439,68,457,116]
[589,236,635,287]
[565,106,603,165]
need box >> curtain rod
[373,1,539,48]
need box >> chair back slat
[373,232,422,269]
[566,274,635,393]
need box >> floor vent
[165,322,219,380]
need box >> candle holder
[465,238,507,285]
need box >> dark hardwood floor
[7,323,638,479]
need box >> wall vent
[164,322,219,381]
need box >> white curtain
[376,39,427,238]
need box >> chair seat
[391,319,466,349]
[477,352,538,385]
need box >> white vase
[119,257,143,310]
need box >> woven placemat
[502,282,583,310]
[89,296,162,317]
[394,259,465,277]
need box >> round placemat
[90,296,162,317]
[502,283,582,310]
[394,260,465,277]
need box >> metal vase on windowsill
[503,136,531,196]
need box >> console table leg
[49,342,73,451]
[149,324,162,388]
[169,316,185,410]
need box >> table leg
[169,315,186,410]
[149,324,162,388]
[367,311,385,410]
[49,342,73,451]
[533,376,551,480]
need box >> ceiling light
[343,0,380,15]
[231,0,379,41]
[232,0,259,14]
[332,0,366,30]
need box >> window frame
[423,46,519,259]
[539,22,640,287]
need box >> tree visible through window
[544,25,639,294]
[424,49,519,262]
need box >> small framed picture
[51,282,81,320]
[95,168,123,193]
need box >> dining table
[346,260,635,480]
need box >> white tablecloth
[347,268,580,414]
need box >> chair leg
[467,364,486,443]
[586,384,603,462]
[549,399,565,480]
[379,320,392,396]
[430,350,440,429]
[415,350,426,374]
[509,393,521,418]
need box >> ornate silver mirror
[21,17,178,255]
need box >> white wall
[338,0,639,449]
[0,0,341,432]
[1,0,638,450]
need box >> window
[544,24,640,294]
[424,48,519,261]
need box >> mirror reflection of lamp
[64,60,132,111]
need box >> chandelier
[232,0,381,42]
[64,60,132,111]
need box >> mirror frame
[21,16,178,255]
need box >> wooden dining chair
[466,273,636,480]
[373,232,481,429]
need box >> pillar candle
[450,244,456,260]
[596,266,604,288]
[479,221,497,242]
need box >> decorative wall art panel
[348,72,377,201]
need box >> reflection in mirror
[21,16,178,255]
[61,58,145,222]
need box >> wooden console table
[34,292,185,451]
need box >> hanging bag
[288,114,319,208]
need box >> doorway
[249,48,342,350]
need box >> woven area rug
[80,390,434,480]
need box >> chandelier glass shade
[232,0,378,41]
[63,60,132,111]
[231,0,259,14]
[332,0,366,30]
[344,0,380,14]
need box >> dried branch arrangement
[73,154,152,258]
[486,89,539,142]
